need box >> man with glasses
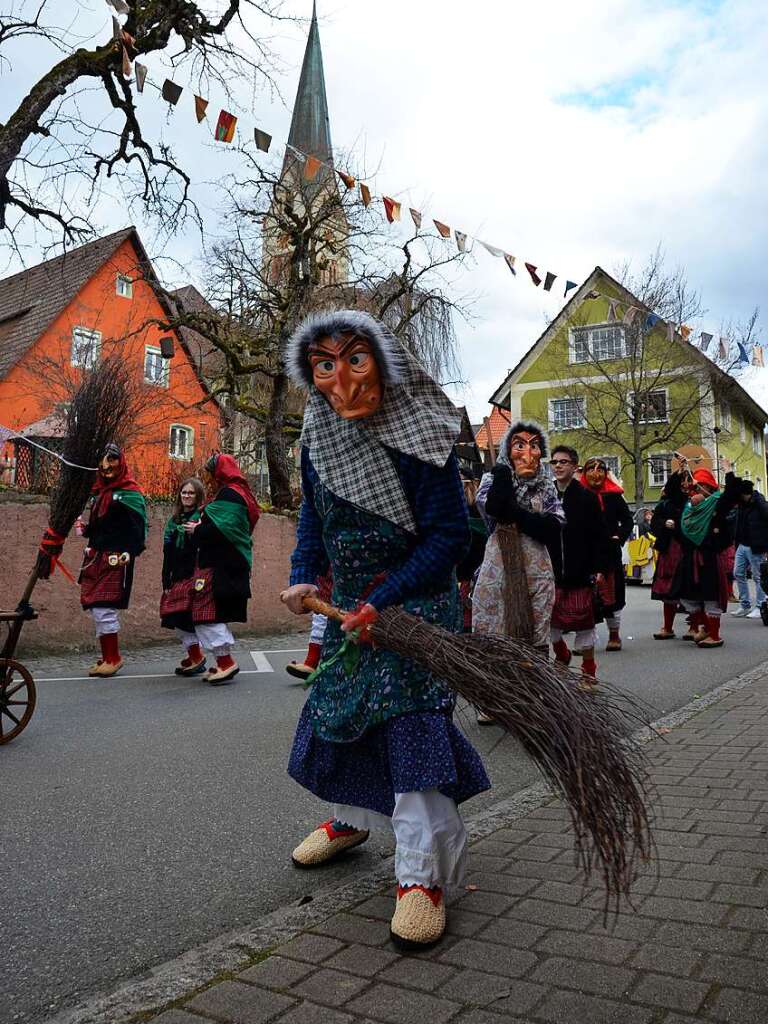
[548,445,609,685]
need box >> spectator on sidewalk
[730,479,768,619]
[579,457,633,652]
[548,444,608,686]
[160,477,207,675]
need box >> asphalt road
[2,587,767,1024]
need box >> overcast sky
[2,0,767,419]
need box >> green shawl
[204,499,253,569]
[164,508,201,548]
[114,489,148,540]
[681,492,721,547]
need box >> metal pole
[713,426,721,485]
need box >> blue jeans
[734,544,767,608]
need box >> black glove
[486,464,518,523]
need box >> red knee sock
[552,639,571,664]
[187,643,203,664]
[663,603,676,632]
[216,653,235,670]
[706,615,721,641]
[100,632,120,664]
[582,657,597,677]
[305,641,322,670]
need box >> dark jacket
[549,480,608,588]
[82,499,145,610]
[734,491,768,553]
[651,473,689,553]
[456,508,488,582]
[196,487,252,623]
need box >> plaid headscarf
[497,420,563,518]
[286,310,462,533]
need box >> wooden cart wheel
[0,658,36,745]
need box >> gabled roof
[488,265,768,425]
[0,227,136,379]
[169,285,227,380]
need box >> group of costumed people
[78,448,259,684]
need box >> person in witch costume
[161,477,207,675]
[183,453,260,685]
[674,468,738,648]
[650,467,692,640]
[280,309,489,951]
[580,457,633,651]
[79,443,147,677]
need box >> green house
[488,267,767,507]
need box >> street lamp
[713,426,721,485]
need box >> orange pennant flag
[304,155,322,181]
[383,196,401,223]
[194,95,208,123]
[433,220,451,238]
[680,325,692,341]
[360,183,372,207]
[338,170,356,189]
[215,109,237,142]
[121,45,131,79]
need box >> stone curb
[44,657,768,1024]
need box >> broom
[303,595,654,911]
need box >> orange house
[0,227,221,495]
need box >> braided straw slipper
[292,821,370,868]
[390,885,446,950]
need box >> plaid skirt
[80,551,132,609]
[550,585,595,632]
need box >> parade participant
[160,477,207,675]
[456,476,488,632]
[473,420,564,655]
[286,571,332,681]
[548,445,608,685]
[184,453,260,685]
[650,469,691,639]
[79,443,147,677]
[676,468,736,648]
[280,309,489,951]
[731,480,768,618]
[580,457,633,651]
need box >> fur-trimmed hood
[496,418,550,464]
[285,309,408,389]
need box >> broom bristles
[370,607,654,913]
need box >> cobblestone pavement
[107,676,768,1024]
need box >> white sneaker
[731,607,751,617]
[747,607,763,619]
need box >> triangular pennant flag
[253,128,272,153]
[607,299,619,322]
[121,45,131,79]
[135,62,147,93]
[666,322,675,341]
[433,219,451,238]
[382,196,401,223]
[623,305,638,325]
[480,241,503,257]
[543,271,556,292]
[699,331,713,352]
[215,109,237,143]
[718,337,729,360]
[338,170,355,189]
[194,95,209,123]
[162,79,183,105]
[360,183,372,207]
[409,208,422,230]
[737,342,750,365]
[564,280,578,298]
[455,230,467,252]
[504,254,516,275]
[680,325,692,341]
[304,155,322,180]
[109,0,130,12]
[524,263,541,286]
[122,29,136,48]
[112,15,121,42]
[753,345,765,367]
[645,313,661,330]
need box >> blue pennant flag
[564,280,578,298]
[737,342,751,366]
[645,313,661,330]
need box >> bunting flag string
[409,208,422,230]
[215,110,237,143]
[504,254,517,275]
[433,220,451,238]
[480,241,503,258]
[525,263,541,287]
[161,79,183,105]
[564,280,578,298]
[382,196,401,223]
[753,346,765,367]
[135,61,147,93]
[338,170,355,189]
[194,95,209,123]
[455,230,467,252]
[543,271,556,292]
[254,128,272,153]
[303,154,321,180]
[360,183,372,207]
[699,331,713,352]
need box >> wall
[0,499,298,656]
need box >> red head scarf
[210,454,260,531]
[91,447,142,520]
[692,467,718,491]
[578,459,624,510]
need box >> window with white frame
[169,424,194,460]
[752,427,763,455]
[116,274,133,298]
[628,389,668,423]
[144,346,170,387]
[570,324,626,364]
[648,453,673,488]
[720,400,731,431]
[71,327,101,368]
[549,397,586,431]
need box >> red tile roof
[475,406,511,449]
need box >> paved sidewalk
[115,679,768,1024]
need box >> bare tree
[0,1,289,249]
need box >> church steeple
[283,3,333,184]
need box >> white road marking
[31,650,307,682]
[249,651,274,672]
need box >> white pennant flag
[479,240,504,257]
[455,230,468,253]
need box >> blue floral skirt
[288,705,491,817]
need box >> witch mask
[99,446,122,481]
[308,333,383,420]
[509,431,542,479]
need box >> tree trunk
[264,370,294,508]
[633,457,645,507]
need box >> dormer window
[116,274,133,298]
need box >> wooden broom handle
[302,595,348,623]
